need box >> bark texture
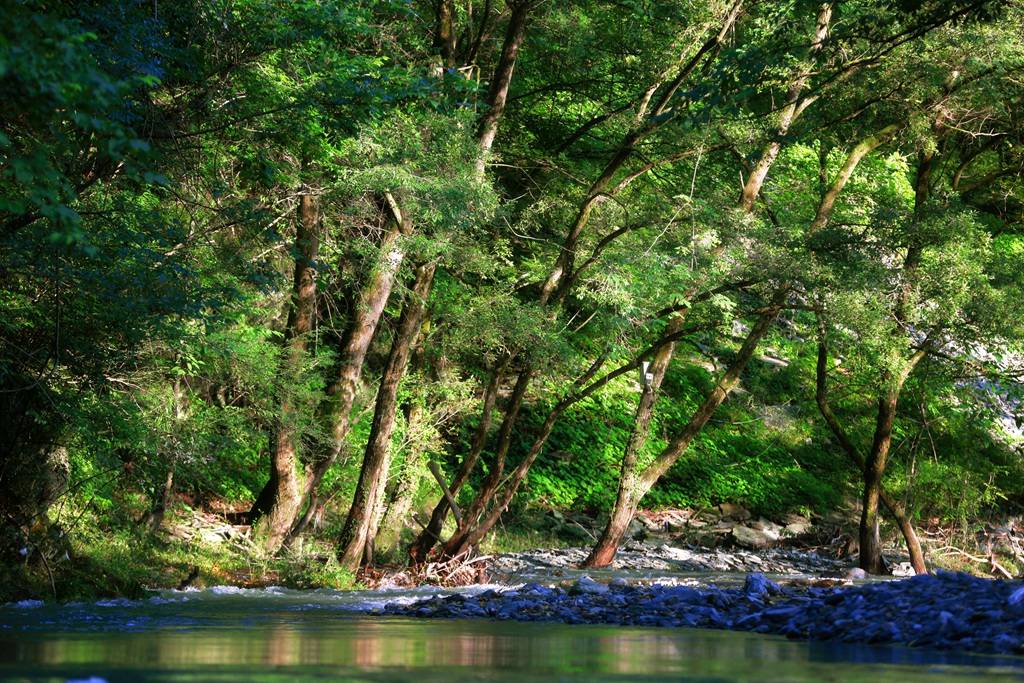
[337,261,436,569]
[287,195,411,543]
[814,323,927,574]
[475,1,530,175]
[251,191,319,553]
[582,316,682,568]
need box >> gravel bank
[383,571,1024,655]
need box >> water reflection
[1,590,1023,682]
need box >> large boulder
[750,517,783,537]
[731,524,778,549]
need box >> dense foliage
[1,0,1022,597]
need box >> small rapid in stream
[2,584,1024,683]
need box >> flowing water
[2,586,1022,682]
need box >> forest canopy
[1,0,1023,597]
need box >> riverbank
[7,498,1021,603]
[382,570,1024,655]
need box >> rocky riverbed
[486,542,912,581]
[382,570,1024,655]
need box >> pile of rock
[535,503,858,557]
[167,508,251,548]
[634,504,819,550]
[383,571,1024,655]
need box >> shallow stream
[2,586,1022,682]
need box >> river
[2,586,1022,682]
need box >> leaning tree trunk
[375,316,433,559]
[444,296,784,558]
[739,2,832,210]
[375,401,428,558]
[285,194,411,544]
[451,370,532,537]
[580,298,785,566]
[583,4,840,568]
[337,261,436,569]
[400,3,528,562]
[422,1,746,561]
[251,191,319,553]
[582,315,682,568]
[408,365,502,563]
[475,0,530,175]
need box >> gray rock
[385,570,1024,656]
[782,514,812,537]
[743,572,781,597]
[731,525,777,549]
[749,518,783,538]
[571,576,609,595]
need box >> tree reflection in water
[2,595,1023,682]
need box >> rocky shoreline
[382,570,1024,655]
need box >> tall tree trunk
[436,1,746,561]
[375,398,428,558]
[402,0,532,563]
[286,194,411,543]
[582,3,843,568]
[814,319,927,574]
[860,393,896,574]
[337,261,436,569]
[854,141,935,573]
[858,350,925,573]
[377,316,433,558]
[434,0,457,68]
[582,315,682,568]
[251,191,319,553]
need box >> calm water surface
[1,586,1022,682]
